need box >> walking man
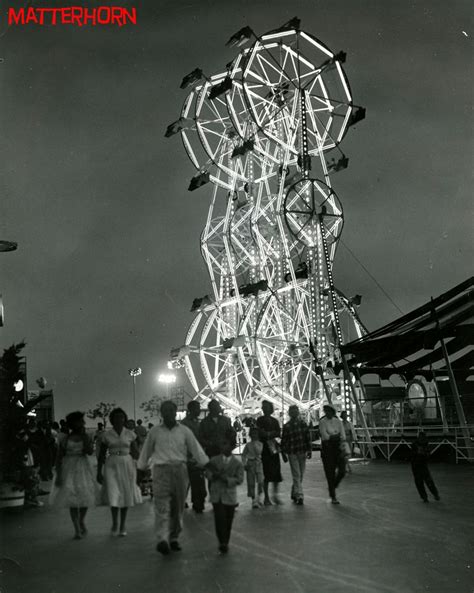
[281,405,312,505]
[319,403,346,504]
[411,431,440,502]
[199,400,234,457]
[181,400,207,513]
[137,401,209,555]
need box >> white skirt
[50,455,99,508]
[101,455,142,507]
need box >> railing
[454,426,474,463]
[354,424,474,463]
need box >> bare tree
[86,401,116,429]
[139,395,167,424]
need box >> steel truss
[168,21,367,417]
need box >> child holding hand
[206,431,244,554]
[241,427,264,508]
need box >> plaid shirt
[281,418,311,455]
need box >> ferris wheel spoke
[299,360,313,394]
[287,206,313,215]
[252,47,297,84]
[206,97,231,122]
[255,42,304,90]
[198,123,231,140]
[253,54,290,87]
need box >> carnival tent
[341,277,474,382]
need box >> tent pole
[438,334,471,449]
[439,336,468,425]
[431,375,448,432]
[343,357,375,459]
[431,298,472,459]
[353,367,375,427]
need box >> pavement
[1,459,473,593]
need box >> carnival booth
[341,278,474,462]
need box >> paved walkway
[1,460,473,593]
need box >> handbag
[267,438,281,456]
[340,441,351,457]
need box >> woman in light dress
[97,408,142,536]
[50,411,97,539]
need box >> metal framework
[167,21,367,416]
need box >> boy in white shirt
[206,431,244,554]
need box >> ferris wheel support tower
[166,19,371,428]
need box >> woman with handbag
[256,400,283,505]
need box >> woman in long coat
[256,401,282,505]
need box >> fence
[354,424,474,463]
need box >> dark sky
[0,0,472,421]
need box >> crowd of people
[15,417,63,507]
[28,397,440,555]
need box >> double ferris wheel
[167,19,367,414]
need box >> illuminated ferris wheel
[166,18,366,413]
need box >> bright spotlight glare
[158,373,176,384]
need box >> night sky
[0,0,472,421]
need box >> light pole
[158,372,176,400]
[128,367,142,421]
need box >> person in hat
[319,403,346,504]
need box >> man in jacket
[198,399,234,457]
[281,405,312,505]
[181,400,207,513]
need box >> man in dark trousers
[181,400,207,513]
[319,403,346,504]
[411,431,440,502]
[199,400,234,457]
[137,401,209,554]
[281,405,312,505]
